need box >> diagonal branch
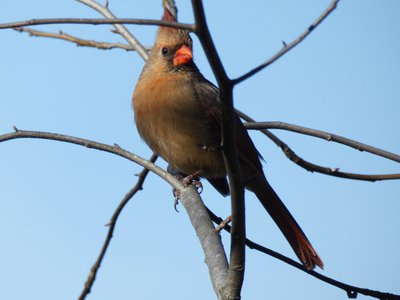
[15,27,142,51]
[79,154,157,300]
[77,0,150,60]
[233,0,340,85]
[207,208,400,300]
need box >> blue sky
[0,1,399,299]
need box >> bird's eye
[161,47,168,56]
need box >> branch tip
[233,0,339,84]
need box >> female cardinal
[133,7,323,270]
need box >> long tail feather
[248,177,323,270]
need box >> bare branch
[79,154,157,300]
[0,17,194,31]
[14,27,143,51]
[237,111,400,181]
[0,129,178,189]
[0,17,193,31]
[192,1,245,299]
[0,13,193,61]
[245,121,400,163]
[179,186,229,298]
[233,0,340,85]
[0,129,229,297]
[206,208,400,300]
[77,0,149,60]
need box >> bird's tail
[248,177,323,270]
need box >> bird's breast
[133,74,226,178]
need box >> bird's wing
[192,74,264,180]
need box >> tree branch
[14,27,142,51]
[0,128,229,299]
[179,187,229,298]
[192,1,245,299]
[233,0,340,85]
[79,154,157,300]
[206,208,400,300]
[237,111,400,181]
[0,17,194,31]
[245,121,400,163]
[77,0,150,60]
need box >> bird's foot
[181,171,203,194]
[172,170,203,212]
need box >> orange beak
[173,45,193,66]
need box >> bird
[132,7,323,270]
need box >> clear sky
[1,1,399,299]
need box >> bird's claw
[172,171,203,212]
[173,188,180,212]
[181,172,203,194]
[193,180,203,194]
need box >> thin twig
[77,0,150,60]
[0,129,179,189]
[79,154,157,300]
[14,27,141,51]
[192,1,245,299]
[245,121,400,163]
[215,215,232,233]
[0,17,194,31]
[237,111,400,181]
[206,208,400,300]
[233,0,340,84]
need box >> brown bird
[133,7,323,270]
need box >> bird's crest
[156,4,192,48]
[162,5,177,22]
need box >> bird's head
[147,6,195,72]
